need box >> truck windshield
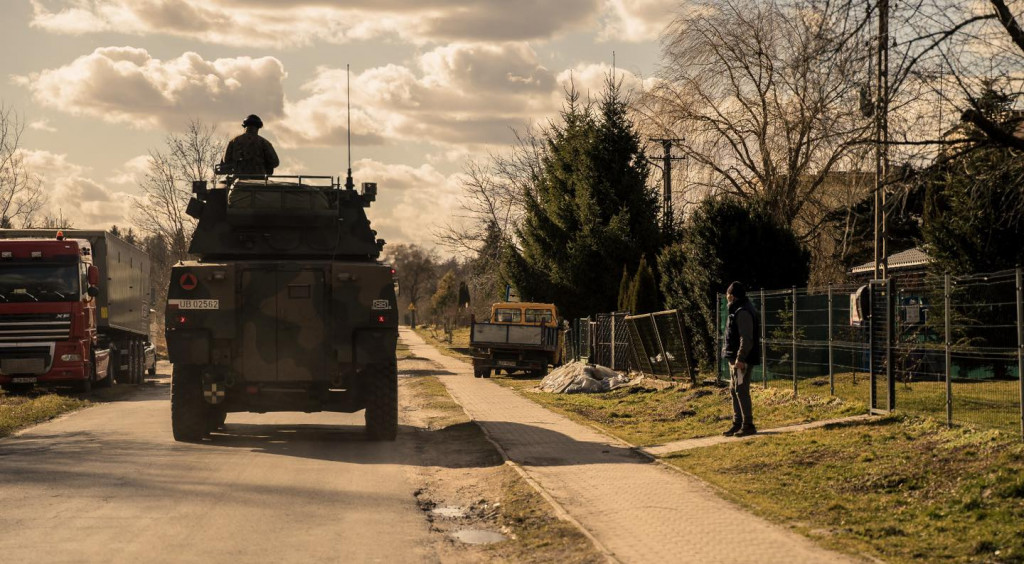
[0,264,80,303]
[493,308,522,323]
[524,309,553,324]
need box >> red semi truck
[0,230,151,392]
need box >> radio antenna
[345,63,354,190]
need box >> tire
[135,341,146,384]
[206,408,227,433]
[148,365,157,377]
[473,369,484,378]
[112,348,126,385]
[364,361,398,441]
[75,376,92,394]
[171,366,207,442]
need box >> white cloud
[18,47,286,130]
[352,159,464,248]
[28,119,57,132]
[600,0,678,42]
[107,155,152,185]
[30,0,602,47]
[20,149,139,228]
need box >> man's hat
[242,114,263,128]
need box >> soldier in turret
[222,114,280,176]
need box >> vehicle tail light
[178,315,188,325]
[377,315,386,324]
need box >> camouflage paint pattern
[166,177,397,413]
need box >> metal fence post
[945,274,953,427]
[1016,267,1023,441]
[651,313,672,377]
[716,293,723,384]
[761,289,768,388]
[606,313,614,370]
[672,310,696,384]
[828,284,835,396]
[792,287,798,396]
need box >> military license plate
[11,377,37,384]
[174,299,220,310]
[497,360,516,367]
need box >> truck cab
[470,302,563,378]
[0,234,110,391]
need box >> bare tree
[132,120,222,262]
[0,103,45,228]
[641,0,876,238]
[384,243,439,323]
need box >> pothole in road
[451,529,507,545]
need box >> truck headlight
[61,354,82,362]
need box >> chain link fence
[563,310,697,382]
[716,268,1024,438]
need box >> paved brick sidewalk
[402,329,862,564]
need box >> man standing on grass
[722,281,761,437]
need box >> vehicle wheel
[149,365,157,377]
[364,361,398,441]
[111,348,126,384]
[75,376,92,394]
[473,369,483,378]
[206,408,227,434]
[136,341,146,384]
[482,369,491,378]
[171,366,207,442]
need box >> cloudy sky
[1,0,676,250]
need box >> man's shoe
[734,426,757,437]
[722,425,741,437]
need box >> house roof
[850,247,931,275]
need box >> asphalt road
[0,364,436,563]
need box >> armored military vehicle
[165,174,398,442]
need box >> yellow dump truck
[469,302,563,378]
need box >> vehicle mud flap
[206,408,227,433]
[171,366,207,442]
[364,360,397,441]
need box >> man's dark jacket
[723,298,761,365]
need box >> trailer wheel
[111,348,127,385]
[171,366,207,442]
[135,340,146,384]
[364,361,398,441]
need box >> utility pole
[650,138,685,234]
[873,0,890,280]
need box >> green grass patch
[490,376,865,446]
[665,415,1024,563]
[413,325,473,361]
[0,393,89,438]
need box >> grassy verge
[0,393,89,438]
[396,341,415,361]
[402,375,471,429]
[666,415,1024,563]
[491,376,865,446]
[403,373,602,562]
[488,467,603,564]
[413,326,473,361]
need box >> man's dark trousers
[730,365,753,429]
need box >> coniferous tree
[506,77,661,319]
[617,266,631,312]
[628,256,660,314]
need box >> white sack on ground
[539,361,631,394]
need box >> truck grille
[0,346,53,375]
[0,313,72,342]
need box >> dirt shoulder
[399,353,603,563]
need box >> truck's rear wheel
[171,366,207,442]
[364,361,398,441]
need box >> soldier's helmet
[242,114,263,129]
